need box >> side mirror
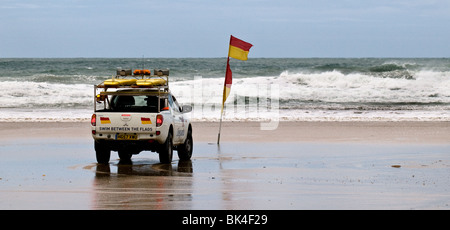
[181,105,192,113]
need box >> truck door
[169,95,184,144]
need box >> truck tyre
[177,128,193,161]
[159,132,173,164]
[95,141,111,164]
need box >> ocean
[0,58,449,122]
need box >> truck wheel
[159,132,173,164]
[95,141,111,164]
[177,129,193,161]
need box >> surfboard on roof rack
[103,78,138,86]
[98,68,169,89]
[103,69,136,86]
[136,78,167,86]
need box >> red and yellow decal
[141,117,152,124]
[100,117,111,124]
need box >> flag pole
[218,56,230,145]
[217,107,223,145]
[218,35,252,145]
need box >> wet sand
[0,121,450,210]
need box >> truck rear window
[108,95,166,112]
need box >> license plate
[116,133,138,140]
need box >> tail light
[156,114,163,127]
[91,114,96,126]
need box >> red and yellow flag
[222,35,253,111]
[228,35,253,61]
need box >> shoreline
[0,120,449,144]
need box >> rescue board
[136,78,167,86]
[103,78,137,86]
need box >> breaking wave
[1,58,450,122]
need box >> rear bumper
[92,132,165,143]
[91,126,169,145]
[94,139,160,153]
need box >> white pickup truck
[91,69,193,164]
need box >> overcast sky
[1,0,449,58]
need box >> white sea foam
[172,70,450,105]
[168,71,450,122]
[0,81,92,108]
[1,69,449,122]
[275,70,450,104]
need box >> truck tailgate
[95,112,158,135]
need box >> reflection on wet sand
[92,160,193,210]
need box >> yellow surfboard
[103,78,137,86]
[136,78,166,86]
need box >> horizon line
[1,56,449,59]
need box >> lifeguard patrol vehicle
[91,68,193,164]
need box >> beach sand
[0,121,450,210]
[1,121,449,143]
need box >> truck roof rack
[96,68,170,91]
[94,68,171,112]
